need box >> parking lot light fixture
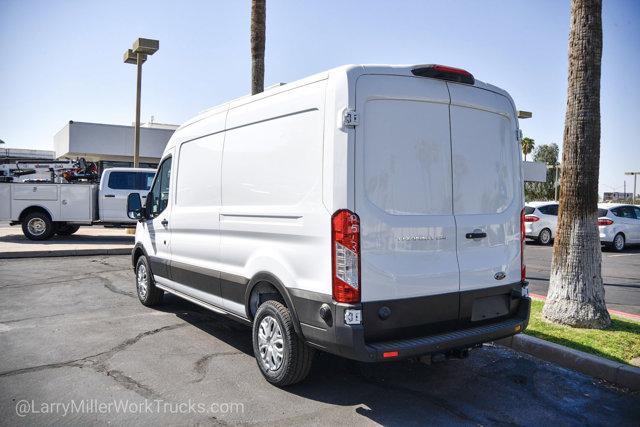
[123,38,159,167]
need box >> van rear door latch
[342,108,359,128]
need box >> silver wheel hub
[615,235,624,250]
[137,264,148,299]
[541,230,551,243]
[27,218,46,236]
[258,315,284,371]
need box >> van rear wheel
[252,300,314,386]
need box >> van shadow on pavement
[155,294,640,426]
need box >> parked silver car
[524,201,559,245]
[598,203,640,252]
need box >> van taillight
[520,208,526,282]
[332,209,361,303]
[524,215,540,222]
[411,64,475,85]
[598,218,614,226]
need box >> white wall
[54,121,175,161]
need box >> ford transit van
[128,64,530,386]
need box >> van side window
[147,158,172,218]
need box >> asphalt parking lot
[1,255,638,426]
[525,242,640,315]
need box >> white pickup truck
[0,167,155,240]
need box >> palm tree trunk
[542,0,610,328]
[251,0,266,95]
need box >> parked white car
[524,201,559,245]
[598,203,640,252]
[127,64,530,386]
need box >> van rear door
[355,75,459,309]
[447,83,522,293]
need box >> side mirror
[127,193,145,221]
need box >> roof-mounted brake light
[411,64,475,85]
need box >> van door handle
[466,232,487,239]
[161,219,169,227]
[104,194,115,198]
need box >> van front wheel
[135,256,163,306]
[252,300,314,386]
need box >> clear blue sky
[1,0,639,196]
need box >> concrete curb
[496,334,640,391]
[0,247,132,259]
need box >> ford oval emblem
[494,272,506,281]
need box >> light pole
[625,172,639,205]
[544,162,561,200]
[123,38,159,167]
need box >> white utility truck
[0,167,155,240]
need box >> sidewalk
[0,225,134,258]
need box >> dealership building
[53,120,177,172]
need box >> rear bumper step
[367,312,526,359]
[299,293,531,363]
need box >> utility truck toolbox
[128,63,530,386]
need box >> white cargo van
[128,64,530,386]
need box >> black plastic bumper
[296,290,531,363]
[330,297,530,362]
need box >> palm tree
[251,0,266,95]
[542,0,610,328]
[521,137,535,161]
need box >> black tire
[21,211,55,241]
[55,224,81,236]
[135,256,163,306]
[538,228,553,246]
[252,300,314,386]
[612,233,625,252]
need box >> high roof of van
[176,64,515,132]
